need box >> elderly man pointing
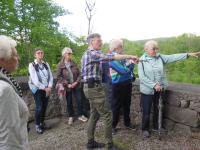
[81,33,139,150]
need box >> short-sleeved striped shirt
[81,49,114,82]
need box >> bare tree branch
[85,0,96,35]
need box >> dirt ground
[29,117,200,150]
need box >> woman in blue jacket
[109,39,137,135]
[138,40,200,139]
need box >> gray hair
[87,33,101,44]
[144,40,158,49]
[109,39,123,50]
[0,35,17,59]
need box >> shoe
[78,115,88,122]
[108,145,123,150]
[68,117,73,125]
[112,128,117,135]
[35,125,43,134]
[125,124,136,130]
[86,140,105,149]
[142,130,150,139]
[40,122,51,130]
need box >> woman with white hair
[108,39,136,135]
[138,40,200,139]
[56,47,88,125]
[0,35,30,149]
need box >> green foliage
[0,1,199,84]
[0,0,87,74]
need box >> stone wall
[18,77,200,133]
[18,77,62,121]
[131,80,200,134]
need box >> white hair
[109,39,123,50]
[62,47,73,56]
[144,40,158,49]
[0,35,17,59]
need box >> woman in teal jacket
[138,40,200,139]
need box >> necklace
[0,67,23,97]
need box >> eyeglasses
[65,53,72,55]
[36,51,43,54]
[150,47,159,51]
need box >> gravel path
[29,117,200,150]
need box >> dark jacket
[56,60,81,90]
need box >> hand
[128,59,135,64]
[71,82,78,88]
[63,82,67,87]
[130,56,139,64]
[154,84,162,92]
[68,84,73,88]
[188,52,200,58]
[44,87,51,97]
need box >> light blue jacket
[138,53,188,95]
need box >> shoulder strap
[31,61,42,82]
[32,62,39,72]
[141,61,146,76]
[159,55,165,64]
[42,62,49,70]
[32,61,49,71]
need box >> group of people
[0,34,199,150]
[28,47,88,134]
[81,33,200,150]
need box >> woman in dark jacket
[56,47,88,125]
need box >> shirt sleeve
[0,81,23,149]
[91,50,114,62]
[109,61,130,75]
[160,53,188,64]
[28,63,46,89]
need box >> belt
[84,79,101,88]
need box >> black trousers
[140,92,160,131]
[33,90,49,126]
[112,82,132,128]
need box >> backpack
[32,62,48,72]
[109,60,135,84]
[28,61,50,94]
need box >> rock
[180,100,189,108]
[163,119,175,130]
[190,101,200,112]
[164,105,200,127]
[173,123,191,135]
[165,91,180,107]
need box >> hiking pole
[158,88,164,140]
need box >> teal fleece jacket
[138,53,188,95]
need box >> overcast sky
[54,0,200,42]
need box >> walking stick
[158,89,166,140]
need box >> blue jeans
[66,88,83,117]
[33,90,49,126]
